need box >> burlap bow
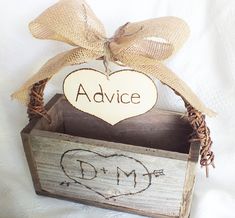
[11,0,215,116]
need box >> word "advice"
[75,84,141,104]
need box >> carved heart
[60,149,152,200]
[63,69,157,125]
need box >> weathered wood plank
[179,142,200,218]
[30,129,188,218]
[21,94,63,192]
[31,129,188,161]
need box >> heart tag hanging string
[103,40,112,79]
[82,3,112,78]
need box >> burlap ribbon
[11,0,215,117]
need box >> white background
[1,0,235,218]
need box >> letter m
[117,167,137,188]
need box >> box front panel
[31,134,187,217]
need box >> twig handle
[28,78,51,122]
[184,102,215,177]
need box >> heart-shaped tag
[63,69,157,125]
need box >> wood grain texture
[179,142,200,218]
[30,129,187,217]
[21,94,63,192]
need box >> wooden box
[22,94,200,218]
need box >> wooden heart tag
[63,69,157,125]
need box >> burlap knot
[11,0,215,118]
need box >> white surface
[0,0,235,218]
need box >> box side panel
[179,142,200,218]
[30,133,188,218]
[21,132,42,192]
[21,94,64,192]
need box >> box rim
[30,128,189,161]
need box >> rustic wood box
[22,94,200,218]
